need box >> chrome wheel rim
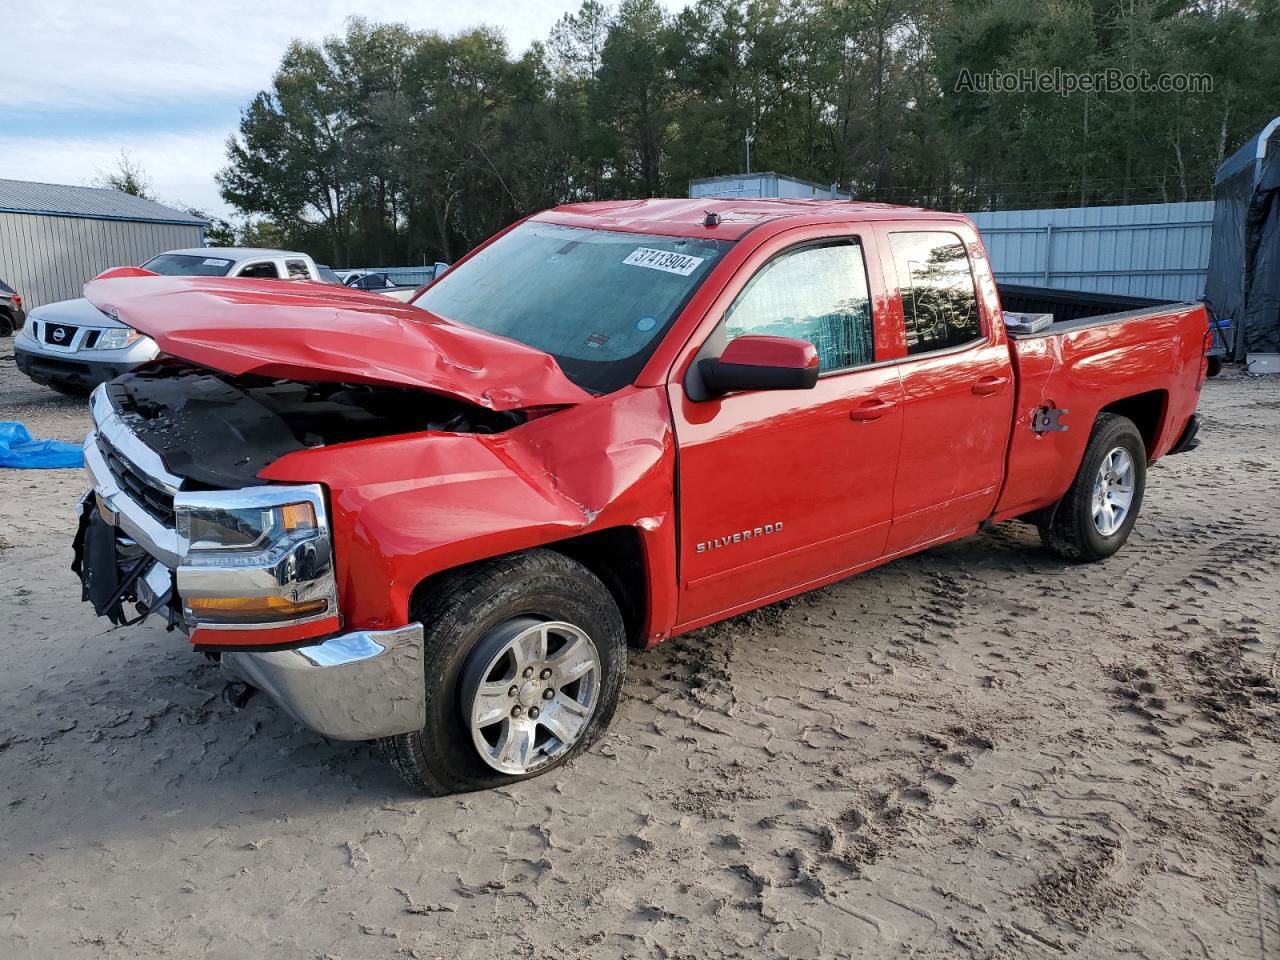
[465,619,601,775]
[1092,447,1135,537]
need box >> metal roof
[1215,117,1280,186]
[0,178,207,225]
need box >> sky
[2,0,689,220]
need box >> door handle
[850,398,897,422]
[972,375,1009,396]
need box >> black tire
[0,311,13,337]
[1206,356,1222,378]
[379,549,626,795]
[1037,413,1147,563]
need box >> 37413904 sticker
[622,247,706,276]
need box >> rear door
[670,226,904,629]
[876,225,1014,553]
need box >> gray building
[967,201,1213,303]
[0,179,206,310]
[690,172,851,201]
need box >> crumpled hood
[81,274,592,410]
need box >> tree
[93,150,153,198]
[184,208,237,247]
[216,3,1280,266]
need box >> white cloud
[4,0,691,111]
[2,0,691,220]
[3,130,234,217]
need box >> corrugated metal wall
[0,213,203,309]
[341,265,446,287]
[967,201,1214,302]
[690,173,851,201]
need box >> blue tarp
[0,422,84,469]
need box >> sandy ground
[0,335,1278,960]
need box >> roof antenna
[703,211,721,228]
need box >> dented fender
[258,386,680,645]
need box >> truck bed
[997,283,1192,333]
[992,286,1209,524]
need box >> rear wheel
[379,549,626,795]
[0,311,13,337]
[1037,413,1146,562]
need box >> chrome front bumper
[220,623,427,740]
[82,384,428,742]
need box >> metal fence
[340,265,446,287]
[967,201,1214,302]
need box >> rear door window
[888,232,982,355]
[236,261,282,279]
[723,241,876,373]
[285,259,311,279]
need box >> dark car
[345,271,398,290]
[0,277,24,336]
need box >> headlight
[96,327,141,350]
[174,485,337,628]
[179,500,317,553]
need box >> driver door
[670,229,904,630]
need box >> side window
[285,259,310,279]
[723,242,875,373]
[237,261,281,279]
[889,232,982,355]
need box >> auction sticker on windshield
[622,247,706,276]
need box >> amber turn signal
[185,595,328,624]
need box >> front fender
[259,387,677,637]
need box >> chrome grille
[97,435,176,527]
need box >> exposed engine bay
[107,361,527,488]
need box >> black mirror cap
[698,356,820,395]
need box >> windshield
[413,221,730,394]
[141,253,235,277]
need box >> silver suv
[15,247,324,393]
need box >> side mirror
[698,335,820,396]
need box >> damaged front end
[70,361,546,739]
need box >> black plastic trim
[1168,413,1202,455]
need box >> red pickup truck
[74,199,1209,794]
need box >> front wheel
[1037,413,1147,562]
[379,549,627,795]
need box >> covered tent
[1205,117,1280,359]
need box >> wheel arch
[407,526,651,650]
[1099,389,1168,458]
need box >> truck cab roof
[163,247,312,262]
[538,197,960,241]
